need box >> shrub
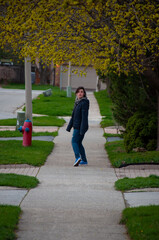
[124,111,157,152]
[108,72,157,127]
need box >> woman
[66,86,89,167]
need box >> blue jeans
[72,129,87,162]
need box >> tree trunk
[35,60,54,85]
[40,67,47,85]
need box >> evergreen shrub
[124,111,157,152]
[108,72,156,127]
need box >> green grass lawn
[0,130,58,138]
[0,173,39,189]
[0,140,54,166]
[32,116,65,126]
[106,140,159,168]
[94,90,115,127]
[0,116,65,127]
[30,90,75,116]
[0,205,21,240]
[103,133,123,138]
[115,175,159,191]
[2,83,57,90]
[121,205,159,240]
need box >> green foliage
[124,111,157,152]
[94,90,115,127]
[96,69,107,83]
[105,140,159,168]
[0,205,21,240]
[0,47,23,65]
[1,0,159,79]
[121,206,159,240]
[0,140,54,166]
[108,72,157,127]
[115,175,159,191]
[0,173,39,189]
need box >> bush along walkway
[16,92,128,240]
[94,90,159,177]
[94,90,159,240]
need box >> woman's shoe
[73,157,81,167]
[79,160,88,165]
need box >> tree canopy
[0,0,159,81]
[1,0,159,149]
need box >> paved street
[0,88,42,119]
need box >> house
[0,59,24,84]
[54,63,106,91]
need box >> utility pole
[67,61,72,97]
[25,57,32,122]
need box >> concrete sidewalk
[17,93,128,240]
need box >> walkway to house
[16,92,128,240]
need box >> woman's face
[76,89,85,99]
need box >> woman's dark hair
[75,86,87,97]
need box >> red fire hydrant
[18,119,32,146]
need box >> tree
[35,59,54,85]
[0,47,23,65]
[0,0,159,147]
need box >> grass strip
[0,140,54,166]
[0,205,21,240]
[32,116,65,126]
[94,90,115,127]
[100,117,115,128]
[0,130,58,138]
[103,133,123,138]
[26,87,75,116]
[106,140,159,168]
[0,173,39,189]
[2,83,57,90]
[0,116,65,127]
[115,175,159,191]
[121,205,159,240]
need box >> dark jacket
[66,98,89,135]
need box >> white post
[25,57,32,122]
[67,61,72,97]
[96,75,99,92]
[50,60,54,86]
